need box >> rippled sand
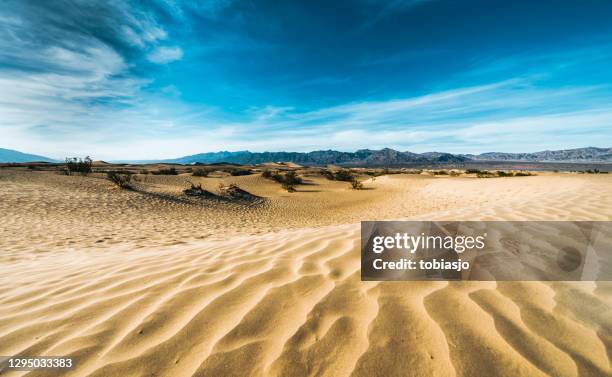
[1,169,611,376]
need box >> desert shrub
[465,168,481,174]
[320,169,335,180]
[497,171,514,177]
[65,156,92,175]
[226,168,252,176]
[270,172,285,183]
[350,179,364,190]
[283,171,303,185]
[281,181,296,192]
[192,169,209,177]
[432,170,449,175]
[585,169,600,174]
[152,167,178,175]
[333,170,355,182]
[107,171,132,189]
[514,171,533,176]
[449,171,461,176]
[262,170,303,191]
[476,171,494,178]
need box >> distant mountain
[0,148,56,163]
[163,148,468,166]
[161,147,611,166]
[464,147,612,163]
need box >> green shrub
[261,170,273,179]
[465,168,481,174]
[65,156,92,175]
[496,171,514,177]
[514,171,533,176]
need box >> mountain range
[1,147,611,165]
[163,147,612,166]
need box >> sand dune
[1,170,611,376]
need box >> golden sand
[0,169,611,376]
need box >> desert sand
[0,168,611,376]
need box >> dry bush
[192,169,209,177]
[350,179,364,190]
[152,167,178,175]
[107,171,132,189]
[226,168,252,176]
[65,156,92,175]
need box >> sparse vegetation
[192,169,209,177]
[465,168,482,174]
[320,169,335,180]
[106,171,132,189]
[476,171,495,178]
[283,171,303,185]
[432,170,449,175]
[226,168,252,176]
[350,179,364,190]
[583,169,607,174]
[218,183,261,200]
[65,156,92,175]
[281,181,296,192]
[332,169,355,182]
[152,167,178,175]
[474,170,533,178]
[184,182,216,197]
[262,170,303,192]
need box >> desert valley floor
[0,167,611,376]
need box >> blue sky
[1,0,612,160]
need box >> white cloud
[147,46,184,64]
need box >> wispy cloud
[147,46,184,64]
